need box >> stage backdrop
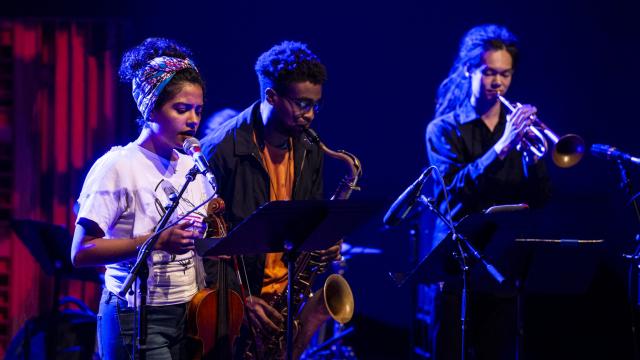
[0,19,131,355]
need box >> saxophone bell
[292,274,355,358]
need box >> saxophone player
[200,40,341,359]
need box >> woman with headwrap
[71,37,213,359]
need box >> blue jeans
[97,288,189,360]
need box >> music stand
[393,208,604,359]
[10,220,102,298]
[196,200,377,256]
[196,200,377,360]
[10,219,102,359]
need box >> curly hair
[255,41,327,99]
[434,24,518,118]
[119,37,204,124]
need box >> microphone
[383,167,434,226]
[591,144,640,166]
[182,137,218,191]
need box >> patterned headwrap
[132,56,198,121]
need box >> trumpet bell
[498,94,585,169]
[552,133,585,168]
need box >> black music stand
[10,220,102,300]
[196,200,377,256]
[394,208,604,359]
[10,219,102,359]
[196,200,377,360]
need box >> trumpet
[498,94,585,168]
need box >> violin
[187,197,244,359]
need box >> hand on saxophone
[493,104,537,160]
[245,295,284,334]
[315,239,343,264]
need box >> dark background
[5,0,640,358]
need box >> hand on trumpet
[493,103,537,160]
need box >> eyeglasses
[282,95,322,114]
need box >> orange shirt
[257,135,294,296]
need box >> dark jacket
[200,101,324,296]
[425,100,551,245]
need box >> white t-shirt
[76,142,214,306]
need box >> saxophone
[303,128,362,201]
[245,128,362,360]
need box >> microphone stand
[417,195,505,360]
[617,161,640,359]
[118,165,200,360]
[617,161,640,223]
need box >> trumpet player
[425,24,551,359]
[200,41,341,359]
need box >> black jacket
[426,100,551,245]
[200,101,324,296]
